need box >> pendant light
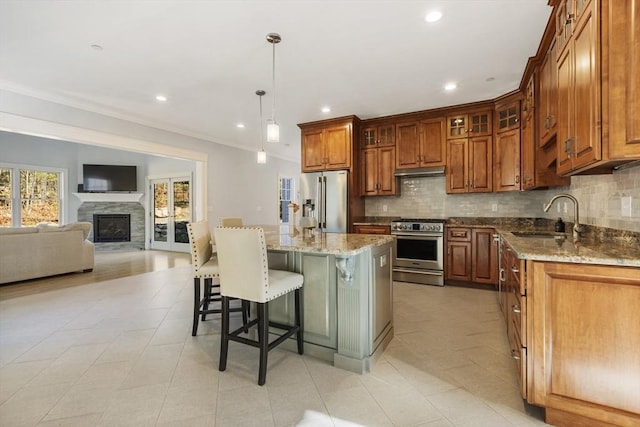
[266,32,281,143]
[256,90,267,164]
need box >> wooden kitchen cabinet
[528,261,640,426]
[361,145,398,196]
[446,227,498,285]
[300,116,358,172]
[538,39,558,147]
[361,123,395,148]
[445,228,471,282]
[446,135,492,194]
[494,98,521,192]
[471,228,499,285]
[446,110,492,139]
[396,118,446,169]
[353,225,391,235]
[556,0,640,175]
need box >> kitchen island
[259,225,395,374]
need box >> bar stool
[219,217,243,227]
[214,226,304,386]
[186,221,248,336]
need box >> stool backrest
[214,226,269,303]
[186,221,213,272]
[219,217,243,227]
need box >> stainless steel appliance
[391,218,445,286]
[299,170,349,233]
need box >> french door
[150,176,191,252]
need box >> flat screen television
[82,164,137,192]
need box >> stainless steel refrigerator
[299,170,349,233]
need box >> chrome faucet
[543,193,585,239]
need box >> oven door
[393,233,444,271]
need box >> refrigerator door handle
[316,176,323,229]
[322,175,327,229]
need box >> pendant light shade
[266,33,281,143]
[256,90,267,164]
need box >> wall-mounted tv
[82,164,137,192]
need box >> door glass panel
[19,169,59,226]
[154,182,168,242]
[172,180,190,243]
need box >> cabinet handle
[451,231,467,238]
[511,266,520,273]
[515,175,520,184]
[511,349,521,360]
[499,268,505,282]
[566,13,574,24]
[512,304,521,314]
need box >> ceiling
[0,1,552,163]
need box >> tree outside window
[278,176,295,224]
[0,168,11,227]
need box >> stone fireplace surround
[75,193,145,251]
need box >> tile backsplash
[365,163,640,232]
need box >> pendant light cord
[259,93,265,151]
[271,41,276,121]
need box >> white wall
[0,90,302,227]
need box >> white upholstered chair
[186,221,248,336]
[219,217,243,227]
[214,226,304,386]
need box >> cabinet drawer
[510,289,526,346]
[509,318,527,399]
[447,227,471,242]
[353,225,390,235]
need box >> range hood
[394,166,446,177]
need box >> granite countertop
[259,225,395,256]
[445,217,640,268]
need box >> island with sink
[258,225,395,374]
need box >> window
[0,164,65,227]
[278,176,295,224]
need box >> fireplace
[93,214,131,242]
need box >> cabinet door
[395,122,420,168]
[361,127,378,149]
[469,111,492,137]
[299,253,338,349]
[361,148,378,195]
[494,128,521,192]
[471,228,498,285]
[605,0,640,158]
[377,124,396,146]
[447,115,468,139]
[538,39,557,147]
[469,135,493,192]
[325,125,352,170]
[522,75,536,190]
[419,118,445,166]
[377,146,397,195]
[446,138,468,193]
[570,5,600,171]
[556,41,572,174]
[302,129,326,172]
[446,241,471,282]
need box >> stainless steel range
[391,218,445,286]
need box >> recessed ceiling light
[155,95,167,102]
[321,106,331,113]
[90,44,103,51]
[444,82,457,91]
[425,11,443,23]
[236,123,245,129]
[486,77,495,82]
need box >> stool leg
[192,278,200,336]
[257,302,268,386]
[295,288,304,355]
[219,296,230,372]
[201,278,211,321]
[242,300,249,333]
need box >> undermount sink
[510,231,567,238]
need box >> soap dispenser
[555,218,566,233]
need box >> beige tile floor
[0,251,548,426]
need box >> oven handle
[392,233,443,239]
[393,267,443,276]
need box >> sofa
[0,222,95,284]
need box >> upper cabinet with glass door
[447,111,492,139]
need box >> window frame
[0,162,67,227]
[278,175,296,224]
